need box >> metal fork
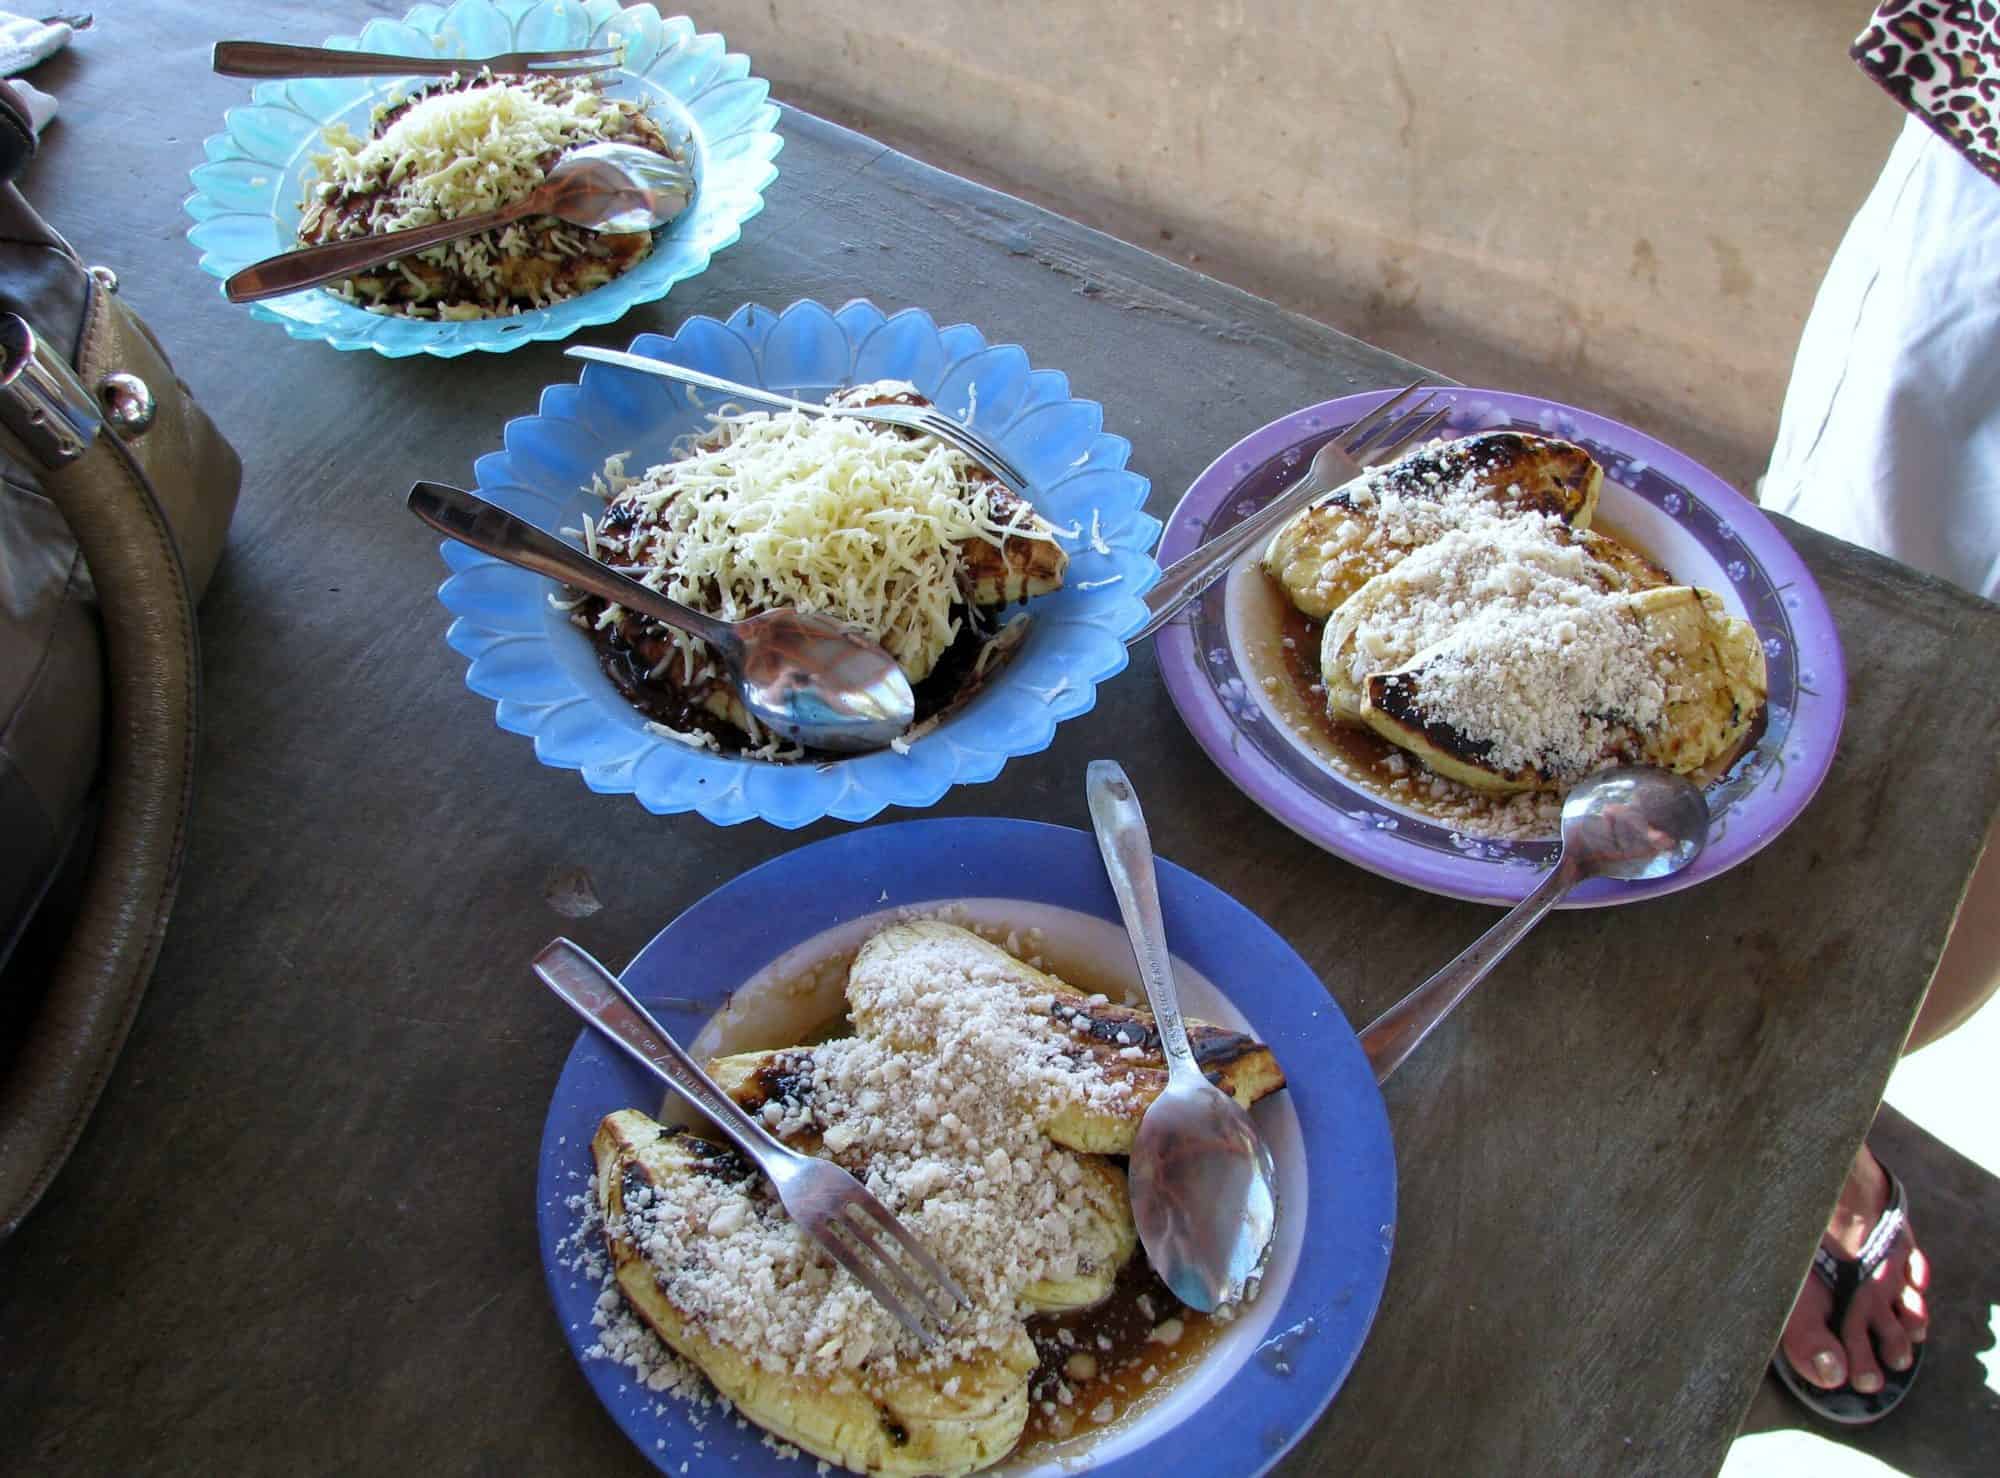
[531,938,971,1346]
[211,40,623,80]
[563,346,1035,497]
[1129,380,1452,641]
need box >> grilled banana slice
[840,922,1285,1153]
[705,1048,1137,1312]
[826,382,1069,610]
[1625,586,1766,774]
[1358,586,1766,793]
[1318,525,1667,724]
[1014,1158,1135,1313]
[1263,431,1602,621]
[958,521,1068,606]
[709,1019,1278,1163]
[593,1110,1037,1478]
[1574,528,1672,594]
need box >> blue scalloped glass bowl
[435,300,1162,826]
[184,2,780,356]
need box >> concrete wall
[687,1,1904,490]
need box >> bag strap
[0,83,34,184]
[0,296,201,1236]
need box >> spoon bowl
[727,607,917,753]
[535,141,695,234]
[1128,1067,1280,1311]
[1557,765,1711,881]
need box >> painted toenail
[1887,1351,1911,1371]
[1854,1370,1883,1393]
[1812,1351,1841,1383]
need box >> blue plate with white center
[535,817,1396,1477]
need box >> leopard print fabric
[1854,3,2000,185]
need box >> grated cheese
[1396,592,1667,780]
[600,925,1138,1381]
[1087,508,1111,556]
[316,79,615,228]
[299,73,678,318]
[645,720,721,751]
[1335,513,1668,780]
[592,400,1061,684]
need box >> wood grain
[0,7,1994,1476]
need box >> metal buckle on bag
[0,312,101,467]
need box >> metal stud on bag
[97,371,154,437]
[79,270,153,435]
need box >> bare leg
[1777,825,1996,1394]
[1761,110,1999,1408]
[1904,834,2000,1054]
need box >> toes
[1893,1236,1930,1341]
[1780,1283,1846,1390]
[1869,1299,1916,1374]
[1900,1281,1929,1341]
[1782,1333,1846,1391]
[1842,1304,1887,1395]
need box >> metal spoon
[1358,765,1710,1082]
[1086,760,1278,1312]
[225,141,694,303]
[407,481,915,753]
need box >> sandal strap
[1854,1166,1909,1272]
[1811,1163,1909,1300]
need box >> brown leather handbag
[0,81,241,1235]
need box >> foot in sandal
[1772,1142,1930,1424]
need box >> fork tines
[528,64,622,81]
[1361,402,1452,467]
[1331,379,1454,470]
[1336,378,1426,453]
[518,45,623,77]
[816,1198,972,1346]
[917,411,1032,494]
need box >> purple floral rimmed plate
[1155,388,1846,907]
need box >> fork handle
[1087,761,1200,1079]
[1131,454,1353,643]
[212,41,491,79]
[562,348,1033,495]
[563,348,831,416]
[531,938,794,1169]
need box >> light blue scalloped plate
[185,2,781,356]
[435,299,1162,826]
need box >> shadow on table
[1736,1105,2000,1475]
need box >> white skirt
[1763,116,2000,603]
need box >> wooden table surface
[3,8,1998,1476]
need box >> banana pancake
[588,921,1288,1476]
[1256,430,1766,810]
[1263,430,1602,621]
